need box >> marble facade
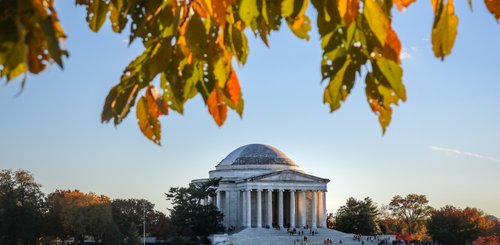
[192,144,330,229]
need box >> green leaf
[323,58,351,112]
[40,18,65,68]
[86,0,109,32]
[239,0,260,26]
[227,25,249,64]
[374,57,406,101]
[185,14,208,58]
[364,0,389,46]
[432,0,459,60]
[101,83,142,125]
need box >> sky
[1,1,499,217]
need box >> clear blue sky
[1,1,499,217]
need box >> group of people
[227,225,236,232]
[323,238,339,244]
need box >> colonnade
[216,188,327,229]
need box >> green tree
[389,194,433,239]
[1,0,499,144]
[111,198,170,241]
[333,197,380,235]
[0,169,46,244]
[166,178,224,240]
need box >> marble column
[216,190,221,210]
[241,190,246,227]
[267,189,273,228]
[290,189,296,228]
[301,190,306,228]
[225,191,231,227]
[278,189,284,228]
[256,189,262,228]
[311,189,317,229]
[321,190,327,228]
[246,189,252,227]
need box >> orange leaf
[145,85,169,117]
[192,0,209,18]
[212,0,227,26]
[225,68,241,105]
[383,26,402,62]
[207,86,227,127]
[484,0,500,20]
[337,0,359,24]
[394,0,416,11]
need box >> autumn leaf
[337,0,359,25]
[364,0,389,46]
[432,0,459,60]
[136,85,169,145]
[239,0,260,26]
[207,86,228,127]
[225,68,241,106]
[382,26,402,63]
[394,0,417,11]
[484,0,500,20]
[85,0,109,32]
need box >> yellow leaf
[364,0,389,46]
[431,0,459,60]
[239,0,259,26]
[337,0,359,25]
[207,86,227,127]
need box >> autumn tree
[389,194,433,239]
[0,169,46,244]
[427,205,499,245]
[333,197,380,235]
[47,189,115,242]
[166,178,224,240]
[1,0,499,144]
[377,204,403,235]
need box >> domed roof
[218,144,299,167]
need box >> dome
[217,144,299,167]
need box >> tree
[0,169,46,244]
[47,189,113,242]
[377,204,403,235]
[427,205,498,245]
[111,198,171,241]
[166,178,224,240]
[389,194,433,239]
[1,0,499,144]
[332,197,380,235]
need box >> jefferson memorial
[193,144,330,229]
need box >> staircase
[226,228,382,245]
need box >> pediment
[247,170,329,183]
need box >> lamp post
[143,202,146,245]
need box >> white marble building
[192,144,330,229]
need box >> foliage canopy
[0,0,499,144]
[333,196,380,235]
